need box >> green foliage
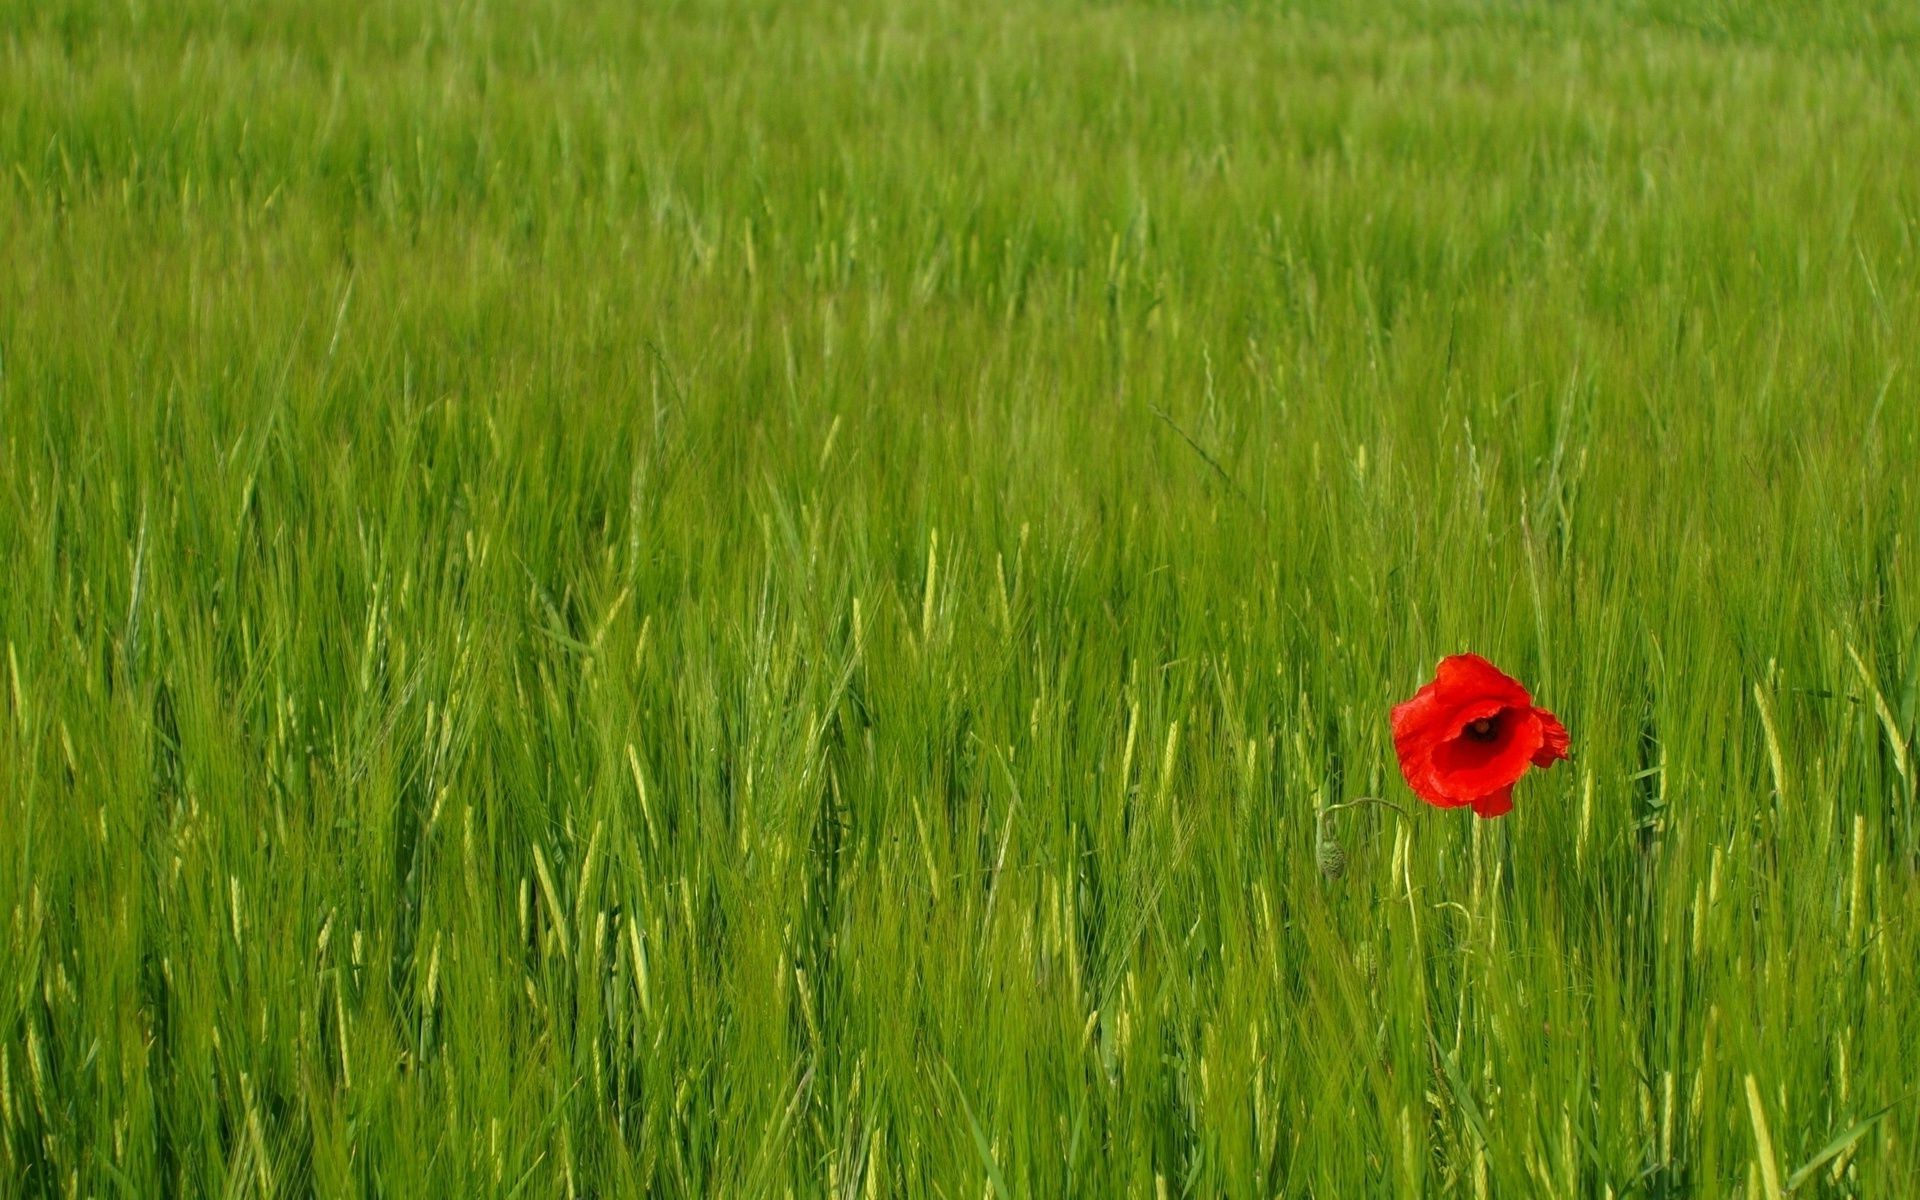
[1,0,1916,1194]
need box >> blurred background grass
[2,0,1917,1194]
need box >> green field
[4,0,1919,1194]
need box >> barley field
[3,0,1919,1195]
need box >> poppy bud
[1316,830,1347,879]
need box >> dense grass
[3,0,1919,1194]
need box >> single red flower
[1391,653,1568,818]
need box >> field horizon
[3,1,1918,1195]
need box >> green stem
[1320,795,1411,822]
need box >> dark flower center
[1462,717,1500,742]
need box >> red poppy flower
[1391,653,1568,818]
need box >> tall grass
[2,0,1917,1193]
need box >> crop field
[3,0,1919,1195]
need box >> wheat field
[2,0,1918,1194]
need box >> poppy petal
[1432,654,1532,708]
[1470,786,1514,818]
[1389,680,1452,752]
[1427,706,1545,803]
[1390,683,1457,806]
[1531,708,1569,768]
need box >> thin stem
[1321,795,1412,822]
